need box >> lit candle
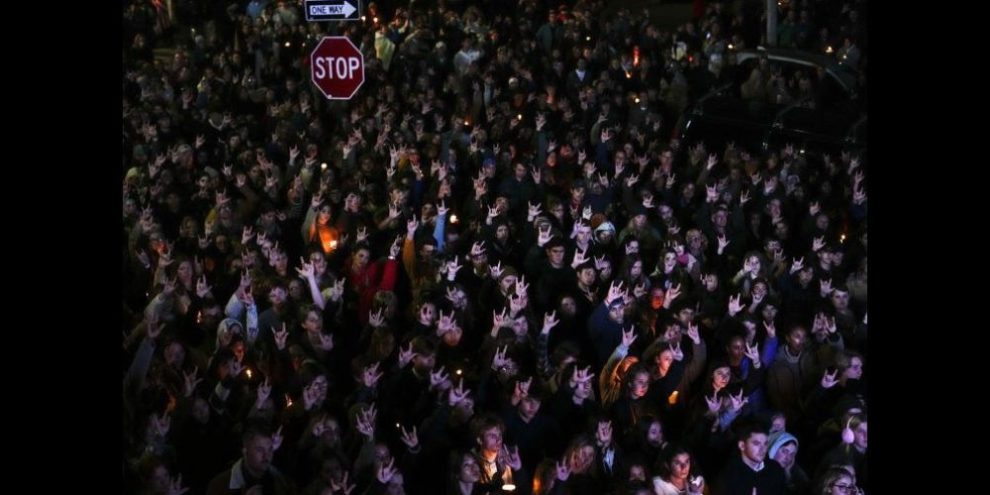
[321,162,328,170]
[330,240,338,250]
[246,369,253,379]
[450,214,459,224]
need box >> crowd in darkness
[122,1,868,494]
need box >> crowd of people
[122,1,868,494]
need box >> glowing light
[450,214,459,224]
[321,162,328,170]
[826,46,834,54]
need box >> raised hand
[744,342,761,368]
[728,293,743,316]
[595,420,613,447]
[821,369,839,389]
[621,326,638,348]
[398,343,417,369]
[729,389,748,412]
[541,311,559,335]
[273,323,289,350]
[183,367,203,397]
[399,425,419,451]
[686,322,701,345]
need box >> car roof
[734,47,858,94]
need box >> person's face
[560,296,577,317]
[704,273,719,291]
[773,442,797,470]
[844,357,864,380]
[739,433,768,464]
[165,342,185,368]
[353,248,371,270]
[191,397,210,424]
[664,324,682,344]
[571,187,586,202]
[854,422,867,451]
[180,218,198,238]
[713,367,731,389]
[828,474,857,495]
[633,214,647,229]
[495,224,509,242]
[317,205,332,224]
[798,267,814,285]
[304,310,323,333]
[177,261,193,280]
[519,396,542,421]
[656,350,675,377]
[713,210,728,228]
[494,197,509,213]
[831,289,850,310]
[746,255,762,275]
[441,323,463,346]
[232,341,246,362]
[670,453,691,480]
[761,304,778,322]
[786,328,807,353]
[499,275,517,294]
[630,371,650,398]
[629,464,647,482]
[578,267,596,287]
[572,375,592,400]
[269,286,287,305]
[575,225,591,244]
[548,246,566,267]
[770,415,786,434]
[608,302,625,323]
[647,421,664,447]
[728,336,745,361]
[774,221,789,239]
[288,280,304,300]
[598,260,613,280]
[630,260,643,278]
[243,435,274,476]
[148,465,170,494]
[514,163,527,180]
[412,352,436,373]
[459,454,481,483]
[418,303,436,325]
[570,445,596,473]
[816,213,829,230]
[663,251,677,270]
[627,240,640,254]
[479,426,503,454]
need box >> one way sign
[304,0,360,22]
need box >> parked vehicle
[676,47,866,157]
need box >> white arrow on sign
[309,1,357,18]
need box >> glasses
[831,484,861,494]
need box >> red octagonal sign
[310,36,365,100]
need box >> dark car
[676,47,866,157]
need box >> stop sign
[310,36,365,100]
